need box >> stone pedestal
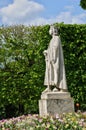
[39,92,74,116]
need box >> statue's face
[53,28,58,35]
[49,26,58,35]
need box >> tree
[0,25,50,118]
[80,0,86,10]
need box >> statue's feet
[53,87,60,92]
[42,88,51,94]
[60,89,68,92]
[59,89,64,92]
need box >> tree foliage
[0,25,50,118]
[0,24,86,118]
[58,24,86,111]
[80,0,86,10]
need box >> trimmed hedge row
[0,23,86,118]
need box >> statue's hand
[43,50,47,56]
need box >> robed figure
[43,25,67,93]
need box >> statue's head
[49,25,58,36]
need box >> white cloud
[72,13,86,24]
[56,11,86,24]
[0,0,86,25]
[0,0,44,25]
[56,12,72,24]
[26,11,86,25]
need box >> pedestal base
[39,92,74,116]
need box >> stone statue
[43,25,67,93]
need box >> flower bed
[0,112,86,130]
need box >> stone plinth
[39,92,74,116]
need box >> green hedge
[0,23,86,118]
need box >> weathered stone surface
[39,92,74,116]
[39,26,74,116]
[41,92,71,99]
[43,25,67,91]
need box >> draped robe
[44,35,67,90]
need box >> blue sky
[0,0,86,26]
